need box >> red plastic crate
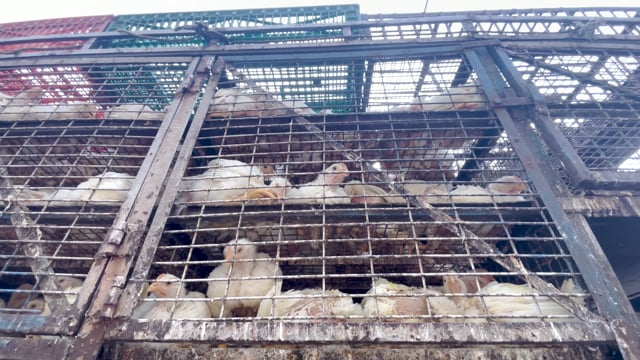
[0,15,113,53]
[0,16,114,105]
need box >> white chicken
[473,278,585,322]
[0,91,12,109]
[24,298,49,315]
[257,288,364,320]
[175,158,272,205]
[208,88,316,118]
[105,103,165,121]
[410,83,486,112]
[55,276,84,290]
[231,176,292,205]
[207,88,262,118]
[402,181,452,205]
[447,175,528,204]
[7,283,35,308]
[45,171,134,204]
[140,273,211,320]
[0,87,100,121]
[8,185,52,201]
[13,276,85,315]
[362,278,445,321]
[207,238,282,318]
[131,283,158,319]
[440,274,496,322]
[286,163,350,205]
[0,87,43,121]
[344,180,407,205]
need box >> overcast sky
[0,0,638,23]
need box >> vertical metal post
[114,57,226,319]
[65,56,214,360]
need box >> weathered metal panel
[100,342,619,360]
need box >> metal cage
[0,7,637,360]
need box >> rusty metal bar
[0,39,495,64]
[0,336,72,359]
[413,59,432,98]
[495,47,595,190]
[113,57,224,320]
[101,342,618,359]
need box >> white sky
[0,0,638,23]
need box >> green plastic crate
[85,63,191,110]
[94,4,361,49]
[229,59,362,114]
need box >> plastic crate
[93,5,360,49]
[0,16,114,102]
[229,60,362,114]
[0,15,113,53]
[0,65,97,105]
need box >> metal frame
[0,7,636,359]
[465,45,640,358]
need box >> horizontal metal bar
[106,320,616,344]
[560,196,640,217]
[587,171,640,190]
[0,36,637,67]
[0,314,73,335]
[0,11,638,48]
[103,342,620,359]
[0,39,498,64]
[0,336,71,359]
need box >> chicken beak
[223,247,234,261]
[147,282,166,297]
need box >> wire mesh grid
[510,49,640,176]
[0,15,113,53]
[0,61,188,323]
[93,4,361,49]
[363,8,640,41]
[126,66,593,324]
[209,55,489,117]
